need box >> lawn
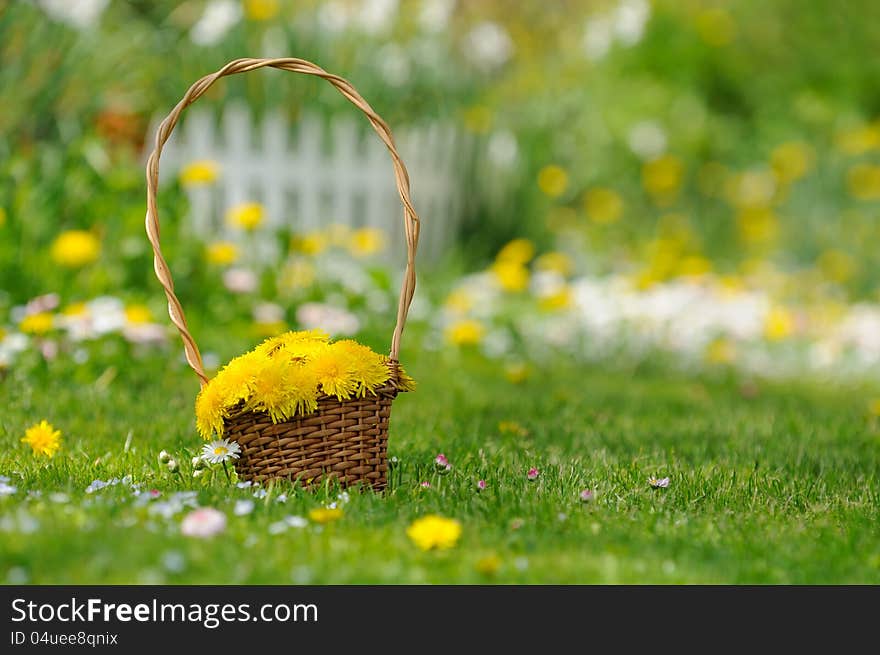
[2,347,879,584]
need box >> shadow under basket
[224,383,398,490]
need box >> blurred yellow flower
[770,141,815,185]
[492,261,530,292]
[243,0,280,21]
[21,420,61,458]
[20,312,53,335]
[705,338,736,364]
[677,255,712,277]
[538,287,572,311]
[584,187,624,224]
[764,307,795,341]
[308,507,343,524]
[179,160,219,186]
[349,227,385,257]
[50,230,101,268]
[227,202,265,231]
[869,398,880,417]
[724,169,776,209]
[534,251,573,277]
[696,8,737,46]
[537,165,569,198]
[835,123,880,155]
[504,362,531,384]
[642,155,684,204]
[278,258,316,291]
[846,163,880,200]
[817,249,856,283]
[62,303,87,317]
[445,319,485,346]
[406,515,462,551]
[206,241,239,266]
[444,289,473,315]
[124,304,152,325]
[291,231,328,255]
[463,105,493,134]
[496,238,535,265]
[737,207,780,244]
[475,553,502,576]
[545,206,579,232]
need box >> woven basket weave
[145,58,421,490]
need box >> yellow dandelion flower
[770,141,815,185]
[308,507,343,524]
[642,155,684,205]
[395,367,417,392]
[255,330,329,357]
[213,354,259,407]
[504,362,530,384]
[537,165,569,198]
[737,207,779,244]
[538,287,572,311]
[227,202,265,231]
[179,160,219,187]
[677,255,712,278]
[247,357,297,422]
[584,187,624,224]
[206,241,239,266]
[406,515,462,551]
[50,230,100,268]
[475,553,502,576]
[331,340,391,396]
[348,227,385,257]
[496,238,535,265]
[817,250,856,283]
[124,304,152,325]
[443,289,473,315]
[847,163,880,200]
[705,338,736,365]
[21,420,62,458]
[764,307,795,341]
[445,319,485,346]
[291,231,328,255]
[534,251,573,277]
[196,382,227,439]
[279,364,319,418]
[62,303,88,317]
[20,312,53,335]
[310,348,357,400]
[835,123,880,156]
[491,261,530,292]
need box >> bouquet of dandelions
[194,330,415,478]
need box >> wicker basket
[145,58,421,490]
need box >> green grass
[2,349,880,584]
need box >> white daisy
[201,439,241,464]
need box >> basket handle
[145,58,421,388]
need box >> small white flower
[235,481,253,489]
[166,459,179,473]
[649,476,670,489]
[192,470,204,479]
[192,456,204,469]
[234,500,255,516]
[158,450,171,464]
[253,488,268,499]
[285,516,308,528]
[275,493,288,504]
[0,481,17,496]
[201,439,241,464]
[180,508,226,538]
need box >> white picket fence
[152,103,473,262]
